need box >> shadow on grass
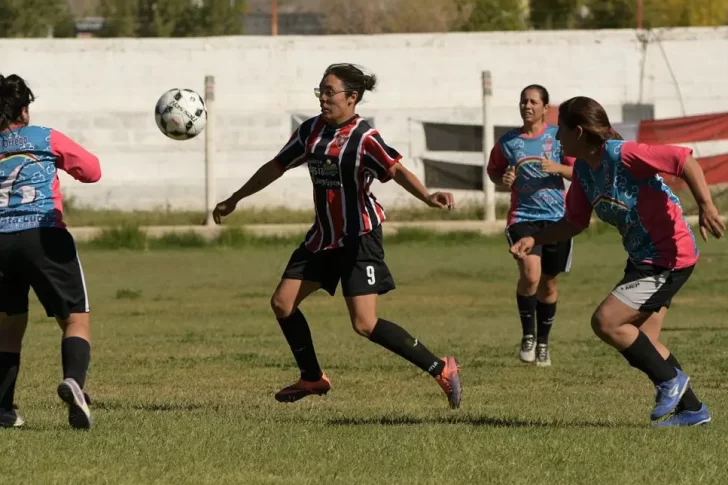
[89,400,219,412]
[85,402,639,428]
[327,414,638,429]
[662,326,728,333]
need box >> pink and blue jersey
[0,125,101,233]
[487,124,575,225]
[565,140,698,269]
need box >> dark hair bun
[322,63,377,104]
[363,74,377,91]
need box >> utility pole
[637,0,643,29]
[271,0,278,36]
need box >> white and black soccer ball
[154,88,207,140]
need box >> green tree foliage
[531,0,727,30]
[2,0,724,39]
[98,0,245,37]
[528,0,580,30]
[321,0,466,34]
[643,0,728,28]
[98,0,138,36]
[457,0,528,31]
[579,0,636,30]
[0,0,77,37]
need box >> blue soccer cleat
[651,369,690,421]
[653,404,711,427]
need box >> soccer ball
[154,88,207,140]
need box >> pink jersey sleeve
[50,130,101,183]
[564,175,593,229]
[620,141,691,178]
[562,156,576,167]
[486,143,509,179]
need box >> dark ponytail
[0,74,35,131]
[558,96,622,147]
[323,63,376,104]
[605,126,623,141]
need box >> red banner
[636,111,728,187]
[637,112,728,145]
[662,154,728,190]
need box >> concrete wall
[1,27,727,211]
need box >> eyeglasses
[314,87,348,99]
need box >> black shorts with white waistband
[611,259,694,313]
[0,227,89,319]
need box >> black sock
[369,319,445,377]
[277,309,322,382]
[666,353,702,412]
[536,301,556,345]
[516,293,537,337]
[61,337,90,389]
[0,352,20,410]
[620,331,677,384]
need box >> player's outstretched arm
[680,155,725,240]
[212,160,282,223]
[390,162,454,209]
[510,218,582,260]
[50,130,101,183]
[534,218,583,245]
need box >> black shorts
[0,228,89,319]
[505,221,573,276]
[282,225,396,297]
[611,260,694,313]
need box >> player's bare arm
[540,158,573,180]
[510,218,583,260]
[680,155,725,240]
[487,166,514,190]
[213,160,282,222]
[533,218,583,245]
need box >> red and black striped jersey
[273,115,402,252]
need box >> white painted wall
[1,27,727,210]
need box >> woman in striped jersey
[213,63,462,408]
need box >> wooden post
[482,71,496,223]
[204,75,216,226]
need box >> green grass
[81,225,500,250]
[3,231,728,484]
[62,200,505,227]
[76,219,657,251]
[60,186,728,227]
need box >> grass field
[2,230,728,484]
